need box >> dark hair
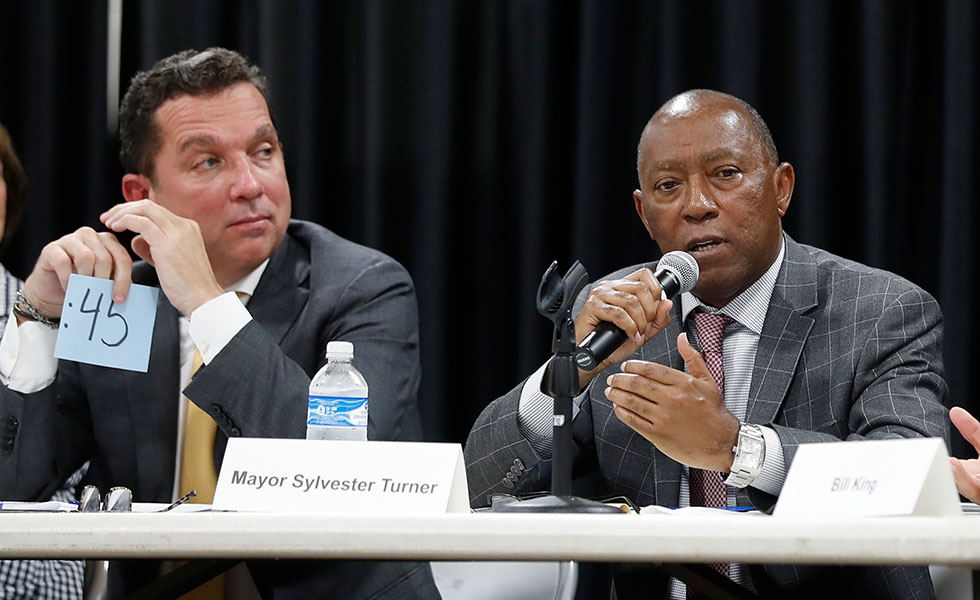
[0,122,28,253]
[118,47,272,181]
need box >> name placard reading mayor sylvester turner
[212,438,469,514]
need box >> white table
[0,510,977,566]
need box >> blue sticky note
[54,274,160,372]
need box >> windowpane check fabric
[466,234,948,599]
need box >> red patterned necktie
[688,311,735,594]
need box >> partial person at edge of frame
[949,407,980,505]
[0,120,89,600]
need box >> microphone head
[656,251,699,294]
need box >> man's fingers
[98,232,133,303]
[103,199,182,245]
[651,298,673,329]
[41,245,75,292]
[130,236,154,267]
[619,359,687,385]
[951,407,980,453]
[79,234,115,281]
[611,403,651,433]
[58,234,99,277]
[629,268,664,312]
[582,296,640,340]
[581,273,666,345]
[600,283,653,339]
[605,375,662,411]
[625,270,665,337]
[949,457,980,504]
[632,268,663,297]
[102,198,168,224]
[677,333,714,382]
[105,212,162,241]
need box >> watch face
[741,436,764,466]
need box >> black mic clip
[536,260,589,358]
[495,260,622,513]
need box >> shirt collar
[680,236,785,335]
[225,258,270,304]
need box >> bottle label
[307,395,368,428]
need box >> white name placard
[212,439,469,514]
[774,437,961,518]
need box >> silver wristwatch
[723,423,765,488]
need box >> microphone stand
[497,260,622,514]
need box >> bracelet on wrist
[13,289,60,329]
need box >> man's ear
[121,173,152,203]
[773,162,795,217]
[634,189,656,240]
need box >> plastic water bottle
[307,341,368,441]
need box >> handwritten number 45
[79,288,129,347]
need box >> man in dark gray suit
[0,48,439,598]
[465,89,947,599]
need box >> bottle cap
[325,340,354,359]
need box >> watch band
[723,423,765,488]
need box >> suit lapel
[211,228,311,466]
[639,301,685,370]
[746,236,818,425]
[246,228,311,341]
[128,266,181,501]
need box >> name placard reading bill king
[212,438,469,514]
[774,437,961,518]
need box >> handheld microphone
[574,250,699,371]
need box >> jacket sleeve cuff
[188,292,253,365]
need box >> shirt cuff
[517,360,588,459]
[752,425,787,496]
[0,307,59,393]
[188,292,252,365]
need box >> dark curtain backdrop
[0,1,976,457]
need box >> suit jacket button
[210,405,221,417]
[6,416,17,431]
[513,458,524,471]
[501,478,514,489]
[230,427,242,437]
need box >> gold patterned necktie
[176,294,249,598]
[178,348,217,504]
[178,291,248,504]
[176,349,223,599]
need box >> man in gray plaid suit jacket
[465,90,947,599]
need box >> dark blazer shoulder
[286,219,411,277]
[783,236,939,311]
